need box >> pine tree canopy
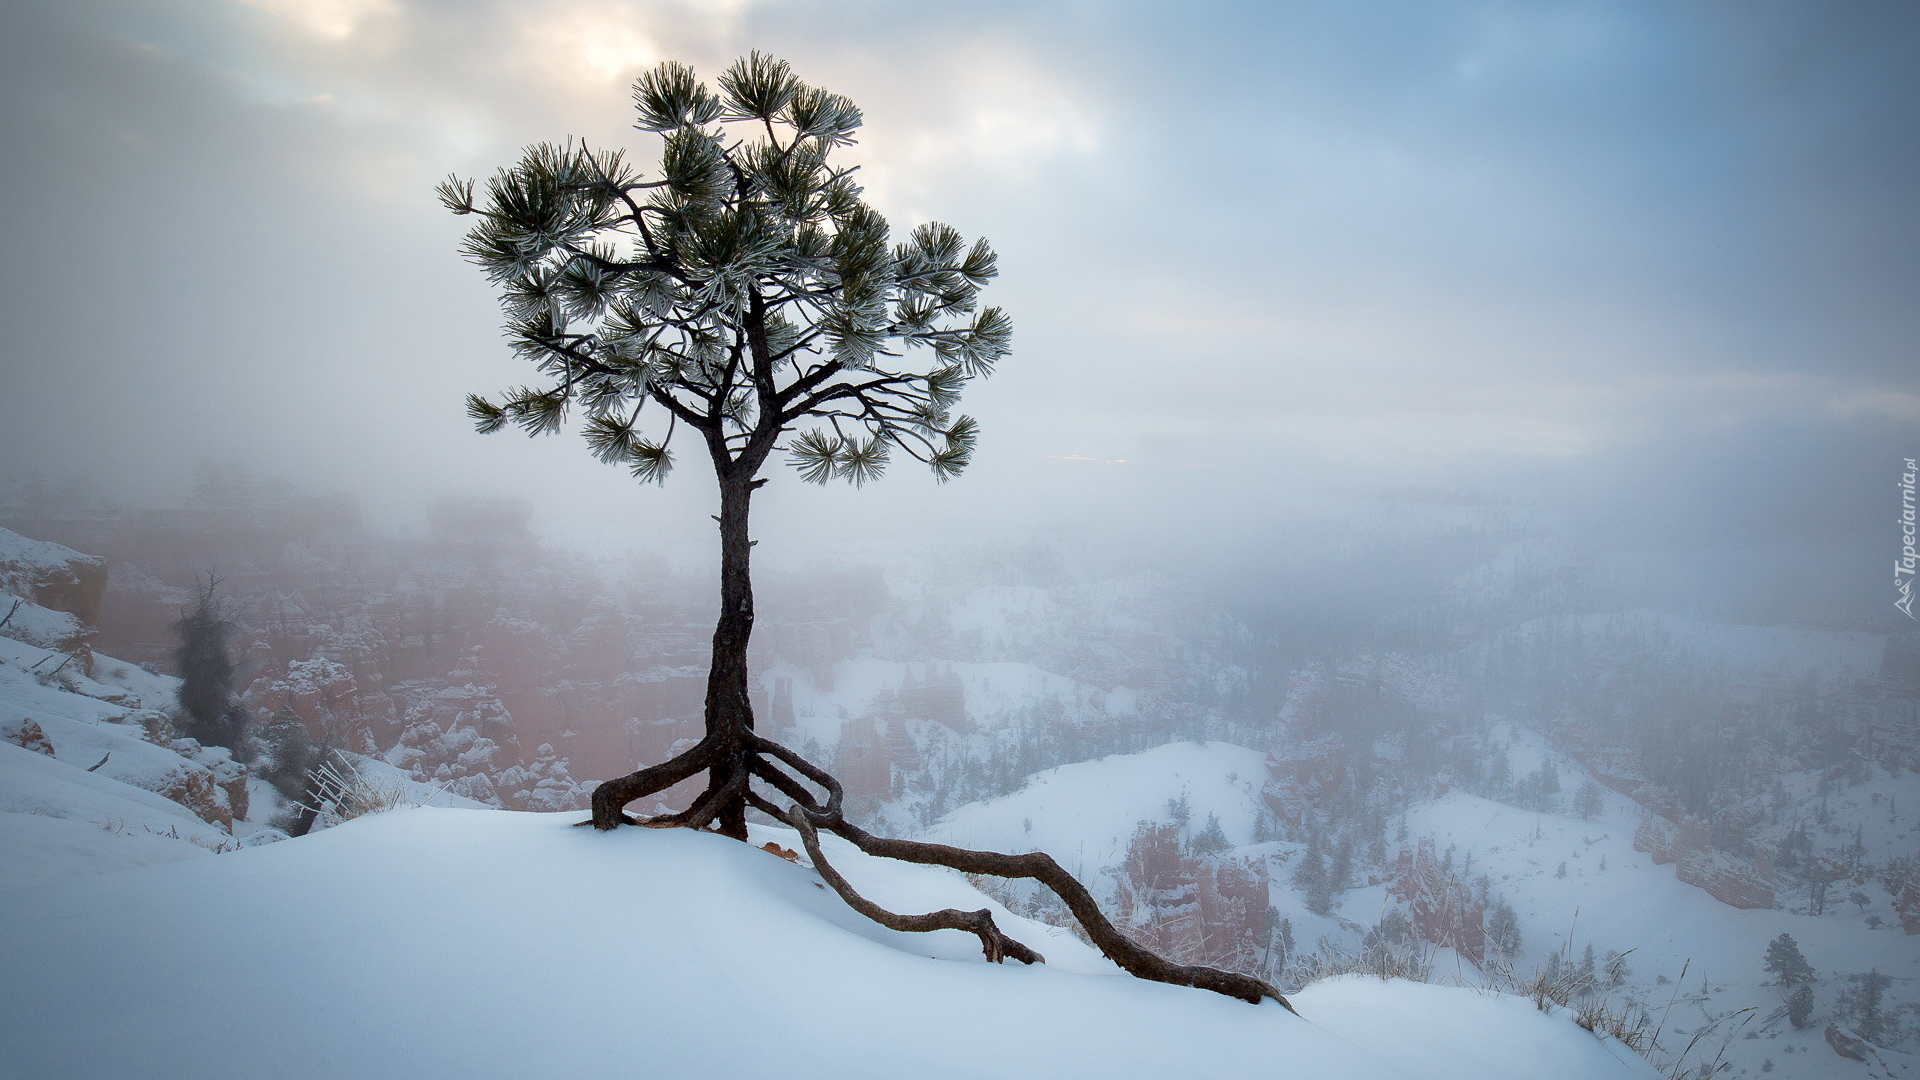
[1762,932,1815,986]
[438,51,1008,488]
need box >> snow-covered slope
[922,741,1268,884]
[0,807,1659,1080]
[0,626,247,889]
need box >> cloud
[0,0,1912,617]
[231,0,396,42]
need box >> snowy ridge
[923,741,1267,888]
[0,807,1660,1080]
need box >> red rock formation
[1390,837,1484,964]
[0,527,107,628]
[1112,823,1269,972]
[835,717,893,798]
[1261,734,1345,828]
[1634,811,1774,910]
[3,717,55,756]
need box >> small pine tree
[1540,760,1561,795]
[1166,793,1192,831]
[1330,835,1353,892]
[1576,780,1604,819]
[1839,969,1891,1044]
[1295,836,1333,916]
[1486,898,1523,959]
[1602,948,1630,989]
[1271,913,1294,977]
[254,706,325,836]
[1786,983,1815,1029]
[1251,810,1274,845]
[1189,812,1231,856]
[1362,909,1416,972]
[256,707,321,796]
[172,575,249,756]
[1763,933,1815,987]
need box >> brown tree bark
[700,473,757,841]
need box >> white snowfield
[925,740,1270,884]
[0,808,1660,1080]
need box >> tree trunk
[702,473,757,839]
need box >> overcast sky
[2,0,1914,618]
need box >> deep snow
[0,807,1661,1080]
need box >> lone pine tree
[172,574,249,755]
[441,53,1289,1009]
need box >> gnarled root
[823,814,1291,1010]
[777,797,1043,965]
[586,734,1294,1013]
[583,737,719,829]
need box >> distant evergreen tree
[1839,969,1891,1044]
[1330,835,1353,892]
[1269,913,1294,979]
[1166,793,1192,831]
[1251,810,1274,845]
[1786,983,1815,1029]
[1361,909,1415,971]
[172,574,249,756]
[1763,933,1816,987]
[1575,780,1604,819]
[1189,812,1230,856]
[1601,949,1630,989]
[1295,835,1333,916]
[1486,898,1522,959]
[254,706,325,836]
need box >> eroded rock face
[2,716,55,756]
[1391,837,1486,964]
[190,744,250,825]
[154,765,230,831]
[1262,734,1346,829]
[1634,811,1774,910]
[1110,823,1270,974]
[88,735,250,833]
[0,527,108,628]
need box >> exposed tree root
[587,735,1296,1013]
[781,800,1043,966]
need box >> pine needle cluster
[438,51,1008,487]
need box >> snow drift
[0,807,1660,1080]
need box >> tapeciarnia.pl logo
[1900,457,1917,619]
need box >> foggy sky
[1,0,1915,621]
